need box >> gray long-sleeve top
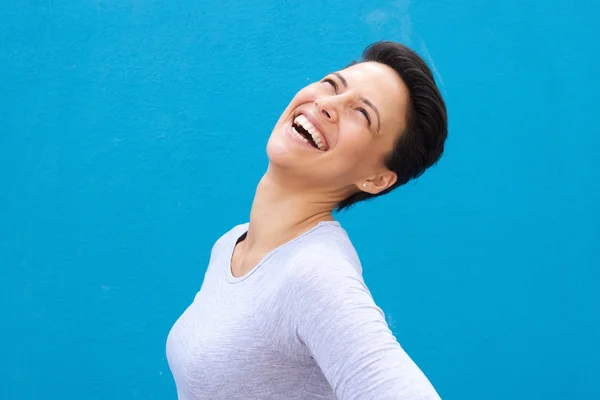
[166,221,440,399]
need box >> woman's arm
[286,253,441,400]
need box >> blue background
[1,1,598,399]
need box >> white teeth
[293,115,326,150]
[309,128,321,144]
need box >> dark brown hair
[337,41,448,211]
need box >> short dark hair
[337,41,448,211]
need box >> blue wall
[1,1,598,399]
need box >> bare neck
[243,166,338,254]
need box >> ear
[357,170,398,194]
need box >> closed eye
[322,78,338,93]
[358,107,371,126]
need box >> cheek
[294,86,320,106]
[276,90,309,125]
[337,122,372,156]
[337,125,392,173]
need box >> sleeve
[287,255,441,400]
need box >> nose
[315,98,338,123]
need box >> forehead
[339,61,410,135]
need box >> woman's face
[266,61,410,196]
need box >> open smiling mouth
[291,115,328,151]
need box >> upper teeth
[294,115,326,150]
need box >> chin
[266,130,294,168]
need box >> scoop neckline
[225,220,340,284]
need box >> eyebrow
[333,72,381,133]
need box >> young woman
[166,41,448,399]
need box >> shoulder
[283,223,371,302]
[287,222,363,277]
[209,222,248,260]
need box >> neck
[244,166,338,253]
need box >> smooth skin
[231,61,410,278]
